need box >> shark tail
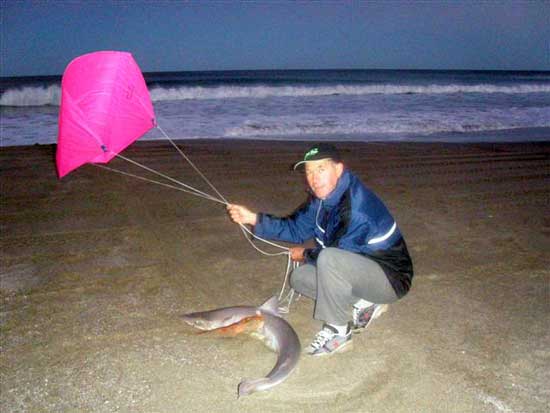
[237,377,272,398]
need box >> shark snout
[181,315,211,330]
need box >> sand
[1,140,549,412]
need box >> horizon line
[2,67,550,81]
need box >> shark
[182,296,301,397]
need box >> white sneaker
[351,304,386,334]
[305,324,353,356]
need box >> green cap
[293,143,341,170]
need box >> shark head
[181,296,280,332]
[181,307,257,331]
[181,314,217,331]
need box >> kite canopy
[56,51,155,178]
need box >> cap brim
[293,160,307,170]
[292,157,335,171]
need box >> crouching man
[227,143,413,356]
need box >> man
[227,143,413,356]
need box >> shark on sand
[182,296,301,397]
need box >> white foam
[2,82,550,107]
[149,83,550,102]
[0,85,61,107]
[223,107,550,139]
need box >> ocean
[1,69,549,147]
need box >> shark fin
[259,296,280,316]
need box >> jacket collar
[320,169,350,208]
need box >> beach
[1,140,549,412]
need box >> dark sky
[1,0,549,76]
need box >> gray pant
[290,247,398,325]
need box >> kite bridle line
[96,152,289,255]
[94,126,299,311]
[94,163,226,205]
[156,125,292,256]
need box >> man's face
[304,159,344,200]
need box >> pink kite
[56,51,156,177]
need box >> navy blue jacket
[254,170,413,298]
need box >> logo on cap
[304,148,319,161]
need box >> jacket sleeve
[334,212,373,253]
[254,199,317,244]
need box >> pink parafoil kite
[56,51,156,177]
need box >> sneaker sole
[308,339,354,357]
[351,304,388,334]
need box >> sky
[1,0,549,77]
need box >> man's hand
[290,247,306,263]
[226,204,258,226]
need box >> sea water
[1,69,549,147]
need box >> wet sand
[1,140,549,412]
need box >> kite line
[94,126,299,311]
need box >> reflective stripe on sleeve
[367,222,397,245]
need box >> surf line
[94,125,298,311]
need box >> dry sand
[1,140,549,412]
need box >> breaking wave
[2,82,550,107]
[0,85,61,107]
[149,83,550,102]
[224,108,550,139]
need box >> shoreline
[2,129,550,150]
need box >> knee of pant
[317,247,339,271]
[289,275,308,296]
